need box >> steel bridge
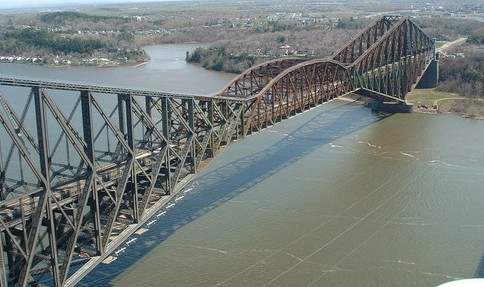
[0,15,436,286]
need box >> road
[437,37,467,54]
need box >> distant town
[0,0,482,115]
[0,0,482,67]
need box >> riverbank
[0,57,150,68]
[407,88,484,119]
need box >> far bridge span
[0,15,437,286]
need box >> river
[1,45,483,287]
[0,44,233,95]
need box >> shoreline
[1,60,481,120]
[407,88,484,120]
[0,57,150,69]
[413,105,484,120]
[344,90,484,120]
[132,61,150,68]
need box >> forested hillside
[0,11,149,66]
[0,0,482,100]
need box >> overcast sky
[0,0,179,9]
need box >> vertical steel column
[284,78,290,116]
[0,142,4,200]
[145,96,152,118]
[389,31,396,96]
[81,91,102,254]
[113,95,126,162]
[207,100,215,153]
[160,98,170,142]
[144,96,153,147]
[399,22,407,97]
[219,101,230,142]
[0,233,7,287]
[123,94,139,221]
[160,97,171,194]
[408,21,415,89]
[239,102,246,139]
[187,99,196,172]
[117,96,125,135]
[19,87,58,287]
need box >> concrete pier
[371,101,414,113]
[417,57,439,89]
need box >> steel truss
[347,16,435,101]
[0,81,243,286]
[220,15,435,103]
[0,15,434,286]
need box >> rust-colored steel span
[233,59,352,136]
[218,15,435,134]
[346,16,435,101]
[0,16,435,287]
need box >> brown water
[2,45,483,287]
[0,44,233,95]
[106,104,484,287]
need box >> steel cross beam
[217,15,434,105]
[0,15,435,287]
[0,82,243,286]
[331,15,403,65]
[348,17,435,101]
[218,57,309,98]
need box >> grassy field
[407,88,484,118]
[435,41,446,49]
[407,88,462,108]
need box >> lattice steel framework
[347,16,435,100]
[220,15,435,103]
[332,15,403,64]
[0,15,435,286]
[0,80,244,286]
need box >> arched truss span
[218,57,308,98]
[218,15,434,104]
[238,59,352,135]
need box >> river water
[1,45,484,287]
[0,44,233,94]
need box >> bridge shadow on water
[77,100,392,286]
[476,253,484,278]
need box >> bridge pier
[371,101,414,113]
[353,89,414,113]
[417,56,440,89]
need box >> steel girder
[331,15,403,64]
[0,15,435,287]
[218,15,434,106]
[0,81,242,286]
[218,16,404,101]
[235,60,353,137]
[349,17,435,101]
[218,57,308,98]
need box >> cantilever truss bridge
[0,15,435,286]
